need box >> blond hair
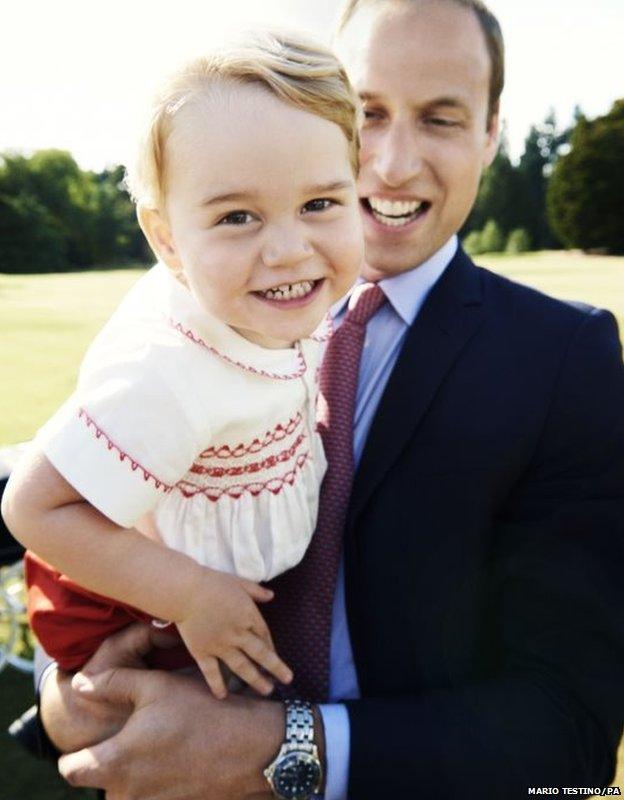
[126,31,361,210]
[337,0,504,127]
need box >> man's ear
[482,107,500,169]
[137,206,184,275]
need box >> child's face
[144,83,363,348]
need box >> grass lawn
[1,251,623,795]
[0,268,144,446]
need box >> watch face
[272,751,321,800]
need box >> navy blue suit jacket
[343,247,624,798]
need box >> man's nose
[261,222,313,269]
[373,121,424,187]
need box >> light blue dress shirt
[318,235,458,799]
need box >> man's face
[337,0,499,279]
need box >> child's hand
[176,567,292,699]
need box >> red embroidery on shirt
[308,313,334,342]
[168,319,307,380]
[78,409,173,493]
[197,413,303,460]
[78,410,311,503]
[191,434,305,478]
[177,452,310,501]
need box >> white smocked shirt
[37,263,329,583]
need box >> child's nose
[261,225,313,269]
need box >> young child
[2,32,364,699]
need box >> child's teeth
[261,280,315,300]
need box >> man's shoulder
[472,257,602,330]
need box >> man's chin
[363,229,452,278]
[363,248,429,281]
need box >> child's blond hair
[126,31,361,210]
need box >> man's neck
[362,236,459,285]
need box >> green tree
[463,230,484,256]
[28,150,100,266]
[516,111,568,249]
[91,166,149,264]
[0,193,66,273]
[547,100,624,254]
[0,151,149,272]
[464,129,522,237]
[506,228,532,254]
[480,220,505,252]
[0,150,99,268]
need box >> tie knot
[345,282,386,325]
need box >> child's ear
[137,206,184,276]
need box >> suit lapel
[348,248,485,525]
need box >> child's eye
[363,108,384,121]
[217,211,254,226]
[302,198,335,214]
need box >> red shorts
[25,551,194,672]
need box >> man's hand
[40,623,176,753]
[58,666,286,800]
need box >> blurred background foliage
[0,152,150,274]
[463,100,624,257]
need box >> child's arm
[2,448,292,698]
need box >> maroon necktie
[265,283,387,702]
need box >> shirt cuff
[319,703,350,800]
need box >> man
[33,0,624,798]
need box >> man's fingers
[58,736,119,789]
[222,649,274,696]
[243,634,293,685]
[83,622,176,675]
[72,666,147,708]
[238,578,274,603]
[197,656,228,699]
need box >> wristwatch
[264,699,323,800]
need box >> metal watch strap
[284,700,315,753]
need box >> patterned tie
[265,283,387,702]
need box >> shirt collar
[333,235,458,325]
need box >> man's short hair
[337,0,505,126]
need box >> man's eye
[363,108,383,121]
[302,198,335,213]
[427,117,459,127]
[217,211,254,226]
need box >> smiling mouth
[363,197,431,228]
[254,279,321,302]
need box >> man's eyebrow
[359,91,470,113]
[200,181,352,207]
[424,97,470,112]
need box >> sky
[1,0,621,170]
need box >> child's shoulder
[79,267,194,376]
[72,265,224,434]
